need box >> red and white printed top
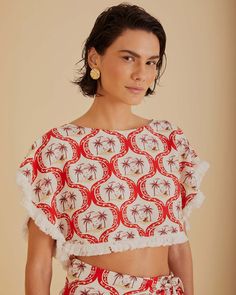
[16,119,209,268]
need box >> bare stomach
[76,246,170,277]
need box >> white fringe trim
[16,170,65,257]
[194,160,210,188]
[56,232,189,269]
[182,159,209,231]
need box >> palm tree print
[121,159,130,175]
[76,126,86,135]
[56,143,68,160]
[74,261,87,278]
[167,156,178,172]
[105,183,115,201]
[129,275,138,288]
[58,222,65,235]
[68,192,77,209]
[183,170,194,184]
[176,138,184,149]
[122,157,145,175]
[78,288,92,295]
[62,125,73,136]
[159,227,168,235]
[162,179,171,195]
[82,213,93,232]
[112,272,123,285]
[105,137,116,152]
[87,164,97,180]
[33,182,42,202]
[93,137,103,155]
[153,120,162,131]
[150,137,159,151]
[142,205,153,222]
[163,120,171,130]
[23,168,31,178]
[131,205,140,222]
[115,183,125,200]
[94,211,107,228]
[182,143,191,159]
[126,231,135,239]
[74,164,84,182]
[150,179,162,196]
[171,226,178,233]
[42,177,53,195]
[59,192,68,211]
[133,158,144,174]
[140,135,149,150]
[114,232,122,241]
[45,145,55,165]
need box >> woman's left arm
[168,232,194,295]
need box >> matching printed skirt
[60,257,184,295]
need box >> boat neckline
[64,118,155,133]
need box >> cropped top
[16,119,209,268]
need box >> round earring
[90,68,100,80]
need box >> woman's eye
[122,56,134,62]
[122,56,157,66]
[147,61,157,66]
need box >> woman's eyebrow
[118,49,159,59]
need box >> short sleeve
[174,127,210,231]
[16,133,65,249]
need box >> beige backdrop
[1,0,235,294]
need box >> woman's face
[89,29,160,105]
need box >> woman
[16,3,209,295]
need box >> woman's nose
[131,63,146,82]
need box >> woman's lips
[125,86,145,94]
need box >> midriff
[77,246,170,277]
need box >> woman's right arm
[25,218,55,295]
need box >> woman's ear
[87,47,101,69]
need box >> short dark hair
[72,2,167,97]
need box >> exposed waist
[73,245,170,277]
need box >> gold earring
[90,68,100,80]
